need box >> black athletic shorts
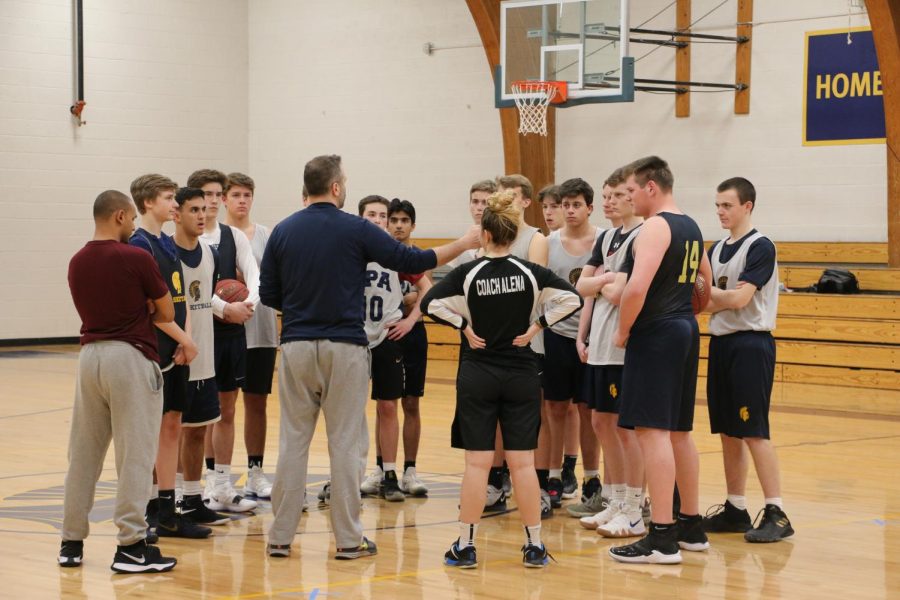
[370,338,405,401]
[214,333,247,393]
[618,317,699,432]
[541,329,587,402]
[399,321,428,398]
[183,377,221,426]
[242,347,277,395]
[583,364,623,413]
[162,364,189,414]
[707,331,775,439]
[452,355,541,451]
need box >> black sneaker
[522,543,552,568]
[335,537,378,560]
[156,514,213,539]
[501,467,512,496]
[581,475,601,504]
[444,540,477,568]
[609,523,682,564]
[561,467,578,499]
[702,501,752,533]
[58,540,83,567]
[745,504,794,543]
[547,478,563,509]
[381,470,405,502]
[676,513,710,551]
[484,486,507,513]
[110,540,176,573]
[180,494,231,526]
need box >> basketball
[692,273,711,314]
[215,278,249,304]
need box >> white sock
[383,462,397,475]
[549,468,562,479]
[625,486,643,513]
[584,469,600,478]
[151,484,159,499]
[601,483,611,500]
[524,523,542,547]
[184,480,203,496]
[727,494,747,510]
[459,522,478,547]
[215,464,231,488]
[612,483,627,505]
[175,472,184,491]
[764,497,783,510]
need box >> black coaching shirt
[622,212,704,329]
[421,255,582,365]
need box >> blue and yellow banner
[803,27,885,146]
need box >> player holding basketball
[702,177,794,543]
[261,154,479,559]
[608,156,712,564]
[541,178,601,509]
[129,174,209,539]
[187,169,258,513]
[574,169,647,538]
[388,198,433,496]
[60,190,178,573]
[221,172,280,502]
[423,190,581,568]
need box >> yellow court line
[217,511,900,600]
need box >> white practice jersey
[244,224,278,348]
[364,262,404,348]
[547,228,601,339]
[180,240,219,381]
[708,232,779,336]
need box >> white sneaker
[399,467,428,496]
[202,469,216,501]
[208,483,258,513]
[360,467,383,496]
[243,465,273,499]
[597,510,647,538]
[579,501,621,530]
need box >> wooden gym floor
[1,346,898,599]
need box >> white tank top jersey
[708,232,779,336]
[244,224,278,348]
[364,262,404,348]
[547,228,602,339]
[509,224,539,261]
[448,248,479,268]
[588,226,641,366]
[182,240,216,382]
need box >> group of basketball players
[60,153,792,573]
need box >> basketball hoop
[510,81,567,136]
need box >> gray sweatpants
[62,341,163,546]
[269,340,370,549]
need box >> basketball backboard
[497,0,634,108]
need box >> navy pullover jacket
[260,202,438,346]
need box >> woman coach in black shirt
[422,191,582,569]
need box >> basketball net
[511,82,558,136]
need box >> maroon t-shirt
[68,240,169,362]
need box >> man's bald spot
[93,190,132,220]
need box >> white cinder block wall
[0,0,249,339]
[556,0,884,242]
[0,1,886,340]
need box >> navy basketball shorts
[182,377,221,427]
[399,320,428,398]
[618,316,700,432]
[583,364,623,413]
[242,347,277,395]
[214,333,247,393]
[162,364,189,414]
[707,331,775,439]
[370,338,405,401]
[541,328,587,403]
[452,356,541,451]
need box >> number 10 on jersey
[678,240,700,284]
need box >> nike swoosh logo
[120,552,146,564]
[629,519,642,528]
[181,508,196,515]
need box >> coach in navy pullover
[261,155,479,558]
